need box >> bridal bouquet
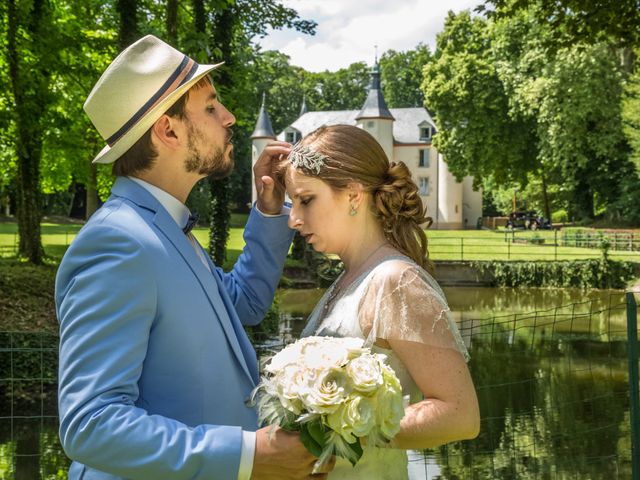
[251,336,405,469]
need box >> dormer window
[419,126,432,141]
[285,129,301,144]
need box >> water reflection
[273,287,634,479]
[0,287,634,479]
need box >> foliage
[622,56,640,170]
[472,258,637,289]
[244,294,280,346]
[478,0,640,49]
[423,11,538,188]
[380,43,432,108]
[423,8,637,222]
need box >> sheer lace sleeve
[358,260,469,361]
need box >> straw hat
[84,35,223,164]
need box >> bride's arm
[387,338,480,449]
[357,261,480,449]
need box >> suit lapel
[153,212,255,385]
[111,178,255,385]
[204,254,259,383]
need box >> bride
[278,125,480,479]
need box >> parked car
[506,211,551,230]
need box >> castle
[250,62,482,229]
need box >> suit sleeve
[216,206,294,326]
[56,224,243,479]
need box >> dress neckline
[322,253,416,316]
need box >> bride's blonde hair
[280,125,432,271]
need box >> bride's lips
[301,233,313,243]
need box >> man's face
[182,82,236,178]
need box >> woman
[279,125,480,479]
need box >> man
[56,35,329,479]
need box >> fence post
[507,237,511,260]
[554,230,558,261]
[461,238,464,261]
[626,292,640,480]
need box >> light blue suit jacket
[55,177,294,479]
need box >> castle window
[419,126,431,141]
[419,177,430,196]
[419,149,430,168]
[367,121,375,129]
[285,131,300,143]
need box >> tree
[181,0,316,265]
[478,0,640,50]
[422,11,538,189]
[5,0,59,263]
[424,9,635,222]
[380,43,432,108]
[622,56,640,170]
[305,63,369,112]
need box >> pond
[0,287,635,479]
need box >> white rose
[275,364,314,415]
[346,354,383,394]
[375,365,404,439]
[266,342,305,373]
[327,395,376,443]
[300,337,363,370]
[302,368,350,414]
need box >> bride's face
[285,168,352,254]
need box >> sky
[256,0,482,72]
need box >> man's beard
[184,122,234,179]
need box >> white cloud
[257,0,481,72]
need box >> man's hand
[251,426,335,479]
[254,141,291,215]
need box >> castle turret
[299,95,308,116]
[251,93,276,205]
[355,61,394,159]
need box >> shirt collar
[128,176,191,230]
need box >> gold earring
[349,205,358,216]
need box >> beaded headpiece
[288,142,328,175]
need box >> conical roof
[299,95,308,116]
[355,62,394,121]
[251,93,276,139]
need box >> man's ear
[151,114,180,150]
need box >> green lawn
[2,221,640,264]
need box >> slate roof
[251,95,276,139]
[277,108,437,144]
[356,63,394,120]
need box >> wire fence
[562,231,640,252]
[0,295,639,479]
[428,231,640,261]
[5,228,640,263]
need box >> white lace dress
[301,255,469,480]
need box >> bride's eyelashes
[300,197,314,206]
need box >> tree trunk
[117,0,139,51]
[15,424,40,480]
[85,163,98,219]
[166,0,179,44]
[192,0,206,34]
[572,179,595,221]
[7,0,46,264]
[540,171,551,221]
[191,0,235,265]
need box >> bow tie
[183,212,199,234]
